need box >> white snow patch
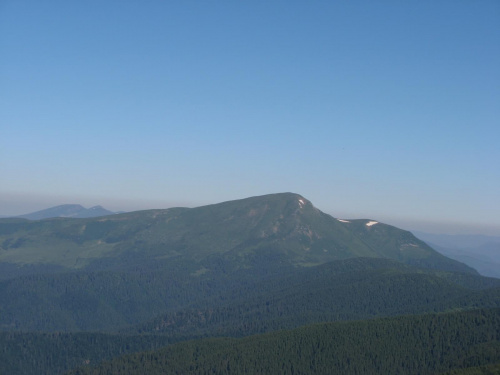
[337,219,350,223]
[366,221,378,227]
[298,199,305,207]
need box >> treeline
[70,308,500,375]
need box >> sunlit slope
[0,209,188,269]
[0,193,474,273]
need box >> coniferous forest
[67,308,500,375]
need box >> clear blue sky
[1,1,499,235]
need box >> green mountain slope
[131,258,500,339]
[68,308,500,375]
[0,193,474,275]
[1,257,497,333]
[1,266,498,374]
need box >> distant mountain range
[413,231,500,278]
[12,204,117,220]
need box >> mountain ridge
[14,204,117,220]
[413,231,500,278]
[0,192,475,274]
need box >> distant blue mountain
[412,231,500,278]
[16,204,116,220]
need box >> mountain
[16,204,116,220]
[0,193,474,274]
[413,231,500,278]
[0,193,499,374]
[412,232,500,250]
[429,242,500,279]
[0,193,487,334]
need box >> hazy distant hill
[15,204,116,220]
[412,232,500,250]
[413,231,500,278]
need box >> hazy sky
[1,1,499,235]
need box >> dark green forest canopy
[0,332,172,375]
[1,257,499,333]
[1,258,499,374]
[69,309,500,375]
[130,259,500,338]
[441,362,500,374]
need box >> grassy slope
[0,193,475,275]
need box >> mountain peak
[224,192,312,208]
[1,193,475,275]
[17,204,115,220]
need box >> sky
[1,1,499,235]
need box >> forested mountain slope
[69,309,500,375]
[1,257,497,333]
[0,332,172,375]
[131,258,500,339]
